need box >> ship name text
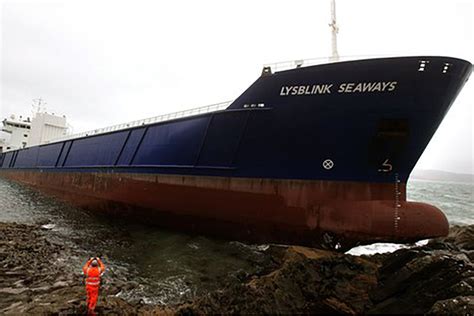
[279,81,398,96]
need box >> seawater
[407,179,473,225]
[0,177,472,303]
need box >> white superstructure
[28,112,68,147]
[0,112,69,152]
[1,115,31,152]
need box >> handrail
[44,100,232,144]
[263,54,395,73]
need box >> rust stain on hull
[0,170,449,250]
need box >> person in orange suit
[82,257,106,314]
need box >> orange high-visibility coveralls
[82,258,106,313]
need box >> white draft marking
[378,159,393,173]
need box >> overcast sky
[0,0,472,174]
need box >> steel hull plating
[1,170,448,249]
[0,56,471,248]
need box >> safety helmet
[91,259,99,267]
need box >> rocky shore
[1,222,472,315]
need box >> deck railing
[263,54,394,73]
[44,100,232,144]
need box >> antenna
[329,0,339,61]
[32,98,47,117]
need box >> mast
[329,0,339,61]
[32,98,46,117]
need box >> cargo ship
[1,54,471,250]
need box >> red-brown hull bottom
[0,171,449,250]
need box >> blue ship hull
[0,56,471,249]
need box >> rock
[1,220,473,315]
[427,295,474,315]
[4,271,26,276]
[52,281,69,289]
[66,298,80,304]
[430,225,474,250]
[13,279,25,287]
[175,247,378,315]
[30,286,52,292]
[40,224,56,230]
[1,301,23,313]
[368,248,474,314]
[0,287,28,295]
[173,225,474,315]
